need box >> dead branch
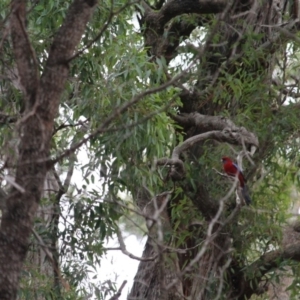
[238,241,300,299]
[108,280,127,300]
[142,0,227,32]
[156,124,258,181]
[116,227,157,262]
[166,181,240,291]
[10,0,39,103]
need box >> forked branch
[157,114,258,181]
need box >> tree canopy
[1,0,300,299]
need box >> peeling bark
[0,1,97,298]
[130,1,300,299]
[128,192,183,300]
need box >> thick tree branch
[139,0,227,59]
[143,0,226,33]
[159,16,204,62]
[10,0,39,107]
[39,0,97,124]
[149,0,165,10]
[172,112,259,146]
[237,242,300,299]
[0,1,98,299]
[157,114,258,181]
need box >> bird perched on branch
[221,156,251,205]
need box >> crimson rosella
[221,156,251,205]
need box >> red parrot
[221,156,251,205]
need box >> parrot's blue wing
[233,162,243,173]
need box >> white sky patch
[99,235,146,299]
[57,130,146,299]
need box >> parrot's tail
[242,185,251,205]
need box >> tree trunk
[25,171,60,298]
[129,191,183,300]
[129,1,299,299]
[0,1,97,298]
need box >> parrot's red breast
[221,156,246,187]
[221,156,251,205]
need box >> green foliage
[2,0,300,299]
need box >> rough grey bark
[267,199,300,299]
[26,171,59,298]
[0,1,97,298]
[128,192,183,300]
[129,1,300,299]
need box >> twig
[53,119,89,135]
[108,280,127,300]
[31,228,69,290]
[166,179,240,290]
[67,1,138,62]
[116,227,157,262]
